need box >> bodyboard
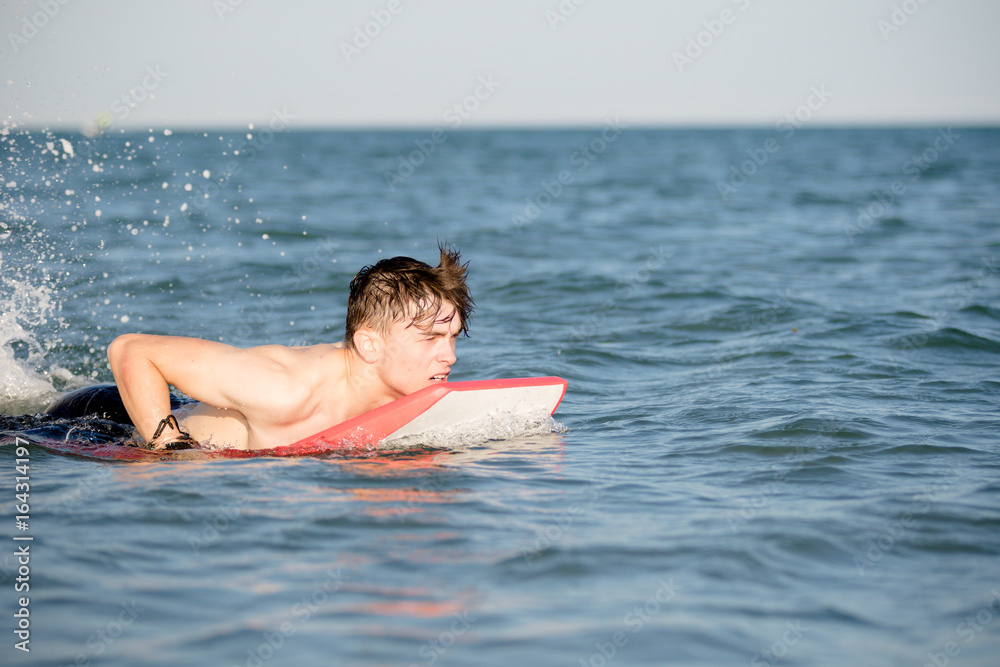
[22,377,568,461]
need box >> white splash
[0,124,90,413]
[0,262,64,413]
[383,412,566,450]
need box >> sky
[2,0,999,130]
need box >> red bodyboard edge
[256,376,568,457]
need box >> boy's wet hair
[345,244,474,349]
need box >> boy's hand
[146,415,199,450]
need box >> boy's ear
[352,328,380,364]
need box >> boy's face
[375,300,461,398]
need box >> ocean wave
[889,326,1000,354]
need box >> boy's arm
[107,333,291,445]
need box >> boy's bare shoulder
[236,343,346,394]
[288,344,348,384]
[247,341,344,360]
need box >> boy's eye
[421,329,454,341]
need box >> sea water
[1,125,998,666]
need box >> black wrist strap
[151,414,183,441]
[147,415,197,450]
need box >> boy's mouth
[430,373,449,382]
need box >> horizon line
[6,119,1000,135]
